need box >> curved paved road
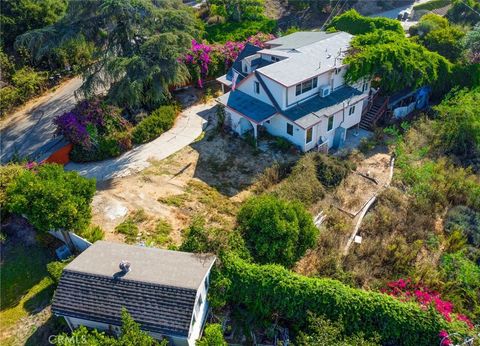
[0,78,83,163]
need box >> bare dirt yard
[92,129,296,246]
[333,147,392,216]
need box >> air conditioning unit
[319,86,331,98]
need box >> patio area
[334,127,373,155]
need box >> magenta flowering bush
[382,278,474,329]
[54,98,132,162]
[183,33,276,87]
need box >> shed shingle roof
[52,241,216,337]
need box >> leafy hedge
[328,9,403,35]
[6,164,96,233]
[205,17,277,43]
[413,0,451,11]
[218,255,469,346]
[132,105,177,144]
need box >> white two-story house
[216,31,371,152]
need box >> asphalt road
[0,77,83,163]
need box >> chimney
[119,260,131,273]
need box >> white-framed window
[348,105,355,116]
[306,127,313,143]
[327,116,334,132]
[287,123,293,136]
[335,67,342,75]
[254,81,260,94]
[271,56,280,62]
[243,64,247,73]
[295,77,318,96]
[191,314,196,328]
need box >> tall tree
[344,29,452,93]
[0,0,67,50]
[16,0,201,110]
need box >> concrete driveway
[65,99,215,181]
[0,77,83,163]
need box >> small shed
[52,241,216,346]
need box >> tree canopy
[0,0,67,50]
[410,14,466,61]
[344,29,452,93]
[237,194,318,267]
[16,0,201,110]
[327,9,403,35]
[6,164,96,233]
[433,87,480,159]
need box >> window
[295,77,318,96]
[302,79,313,93]
[327,116,334,131]
[197,294,203,309]
[295,84,302,96]
[348,105,355,116]
[191,314,196,327]
[271,56,280,62]
[243,64,247,73]
[254,81,260,94]
[287,123,293,136]
[362,81,368,92]
[306,127,313,143]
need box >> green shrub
[237,194,318,267]
[314,154,353,188]
[272,153,325,205]
[197,324,227,346]
[132,105,177,144]
[11,67,47,102]
[445,206,480,247]
[47,258,73,284]
[149,218,172,246]
[271,136,292,152]
[0,164,23,211]
[216,255,469,346]
[0,86,21,115]
[79,225,105,243]
[6,164,96,233]
[328,9,403,35]
[205,18,276,43]
[296,313,380,346]
[115,218,139,243]
[180,217,250,259]
[413,0,451,11]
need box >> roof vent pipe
[119,260,131,273]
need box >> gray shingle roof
[64,241,215,289]
[52,271,196,336]
[284,86,366,128]
[218,90,277,123]
[226,43,262,82]
[52,242,216,337]
[266,31,341,50]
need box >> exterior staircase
[359,94,389,131]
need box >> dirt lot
[93,131,296,246]
[333,148,392,216]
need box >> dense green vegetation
[132,105,177,144]
[55,309,166,345]
[237,194,318,267]
[197,324,227,346]
[410,14,466,62]
[447,0,480,26]
[213,254,470,346]
[4,163,96,233]
[413,0,451,11]
[17,0,200,111]
[328,9,403,35]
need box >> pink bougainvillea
[183,33,276,87]
[438,330,452,346]
[382,278,474,329]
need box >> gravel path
[65,100,216,181]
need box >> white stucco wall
[263,114,307,150]
[237,75,273,106]
[225,107,255,135]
